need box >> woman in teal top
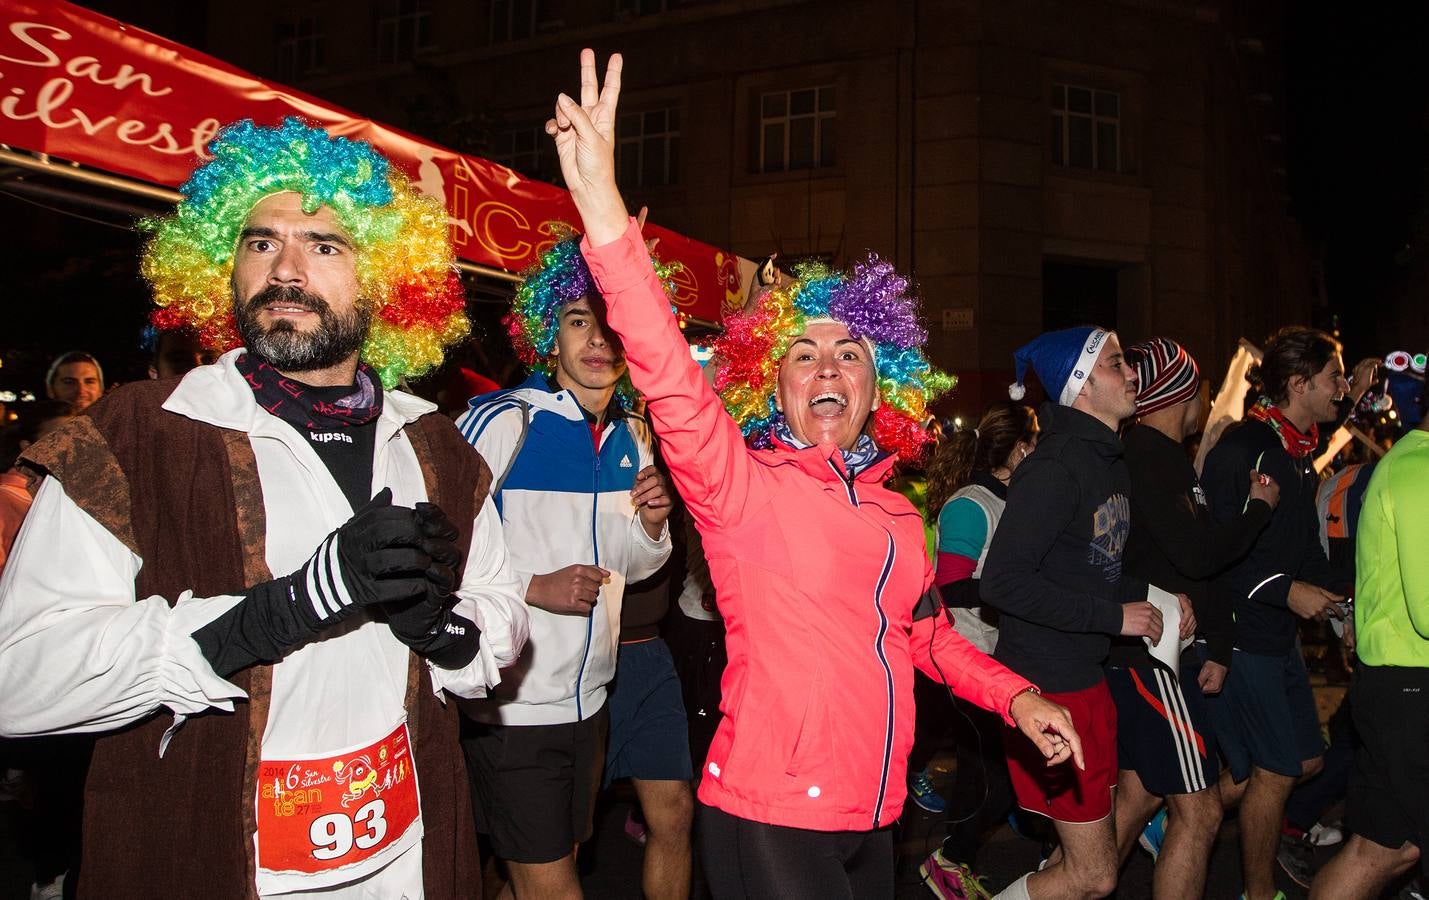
[918,403,1039,900]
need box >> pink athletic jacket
[584,221,1034,832]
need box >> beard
[234,285,371,373]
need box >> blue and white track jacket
[454,374,671,725]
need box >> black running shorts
[461,703,610,864]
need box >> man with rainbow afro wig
[141,116,470,388]
[454,233,682,899]
[0,118,529,898]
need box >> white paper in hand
[601,569,626,655]
[1144,585,1192,678]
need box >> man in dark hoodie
[1110,338,1280,900]
[982,326,1181,900]
[1201,326,1351,900]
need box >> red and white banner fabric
[0,1,740,320]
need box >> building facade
[201,0,1319,414]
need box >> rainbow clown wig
[139,117,468,388]
[712,256,955,462]
[505,232,682,408]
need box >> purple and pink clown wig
[712,256,955,463]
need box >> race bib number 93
[255,722,422,877]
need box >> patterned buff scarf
[772,416,886,476]
[236,351,384,429]
[1246,396,1319,458]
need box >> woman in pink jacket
[547,50,1084,898]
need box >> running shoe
[29,874,64,900]
[1138,808,1167,861]
[1036,840,1055,871]
[0,769,24,803]
[1308,820,1344,846]
[920,849,992,900]
[1238,893,1285,900]
[909,768,947,814]
[1276,833,1314,888]
[623,809,648,846]
[1006,810,1030,838]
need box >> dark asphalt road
[575,788,1376,900]
[0,681,1418,898]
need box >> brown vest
[20,378,489,899]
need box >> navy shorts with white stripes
[1105,651,1220,796]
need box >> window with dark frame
[614,0,704,16]
[376,0,434,63]
[757,85,836,174]
[275,13,325,80]
[490,0,541,42]
[1050,83,1120,173]
[617,107,681,188]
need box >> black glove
[413,501,461,594]
[381,502,481,669]
[193,488,435,676]
[381,596,481,669]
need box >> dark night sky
[1284,4,1429,360]
[1,2,1426,394]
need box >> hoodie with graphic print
[982,403,1135,692]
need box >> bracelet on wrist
[1010,685,1041,705]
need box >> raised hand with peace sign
[545,49,630,247]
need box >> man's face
[230,192,368,374]
[774,319,880,450]
[1179,384,1207,434]
[550,296,627,395]
[48,361,102,411]
[1297,352,1349,424]
[1077,334,1139,424]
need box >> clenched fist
[1247,470,1280,509]
[1287,580,1341,622]
[527,564,610,616]
[631,465,672,537]
[1120,601,1164,644]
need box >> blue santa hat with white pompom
[1009,326,1115,406]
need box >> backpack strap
[491,398,532,497]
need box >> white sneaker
[1308,821,1344,846]
[0,768,25,801]
[30,873,64,900]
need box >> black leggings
[698,804,893,899]
[943,698,1014,864]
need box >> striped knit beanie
[1126,338,1200,416]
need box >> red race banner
[0,0,740,321]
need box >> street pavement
[573,678,1403,899]
[0,679,1418,898]
[576,778,1329,899]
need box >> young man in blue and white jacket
[455,238,675,900]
